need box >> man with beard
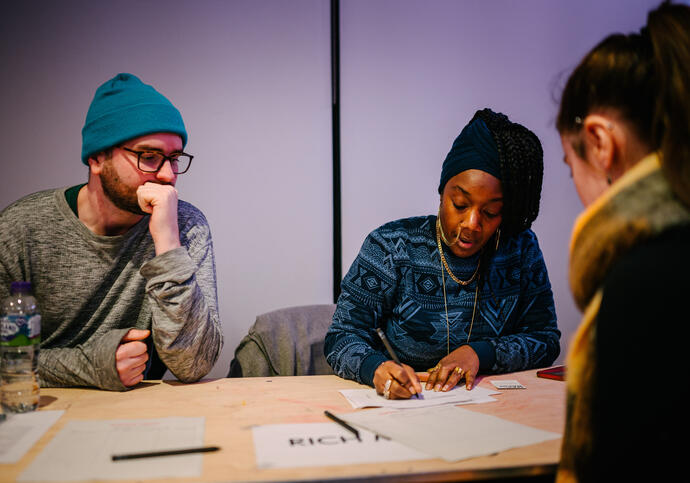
[0,73,223,390]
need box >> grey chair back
[228,304,336,377]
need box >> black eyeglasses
[121,147,194,174]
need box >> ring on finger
[454,366,463,375]
[427,363,441,373]
[383,379,392,399]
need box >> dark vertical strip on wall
[331,0,342,302]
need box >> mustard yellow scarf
[557,153,690,482]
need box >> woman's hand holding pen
[373,360,423,400]
[421,345,479,391]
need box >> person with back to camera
[555,2,690,481]
[325,108,561,400]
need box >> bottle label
[1,314,41,346]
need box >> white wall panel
[1,0,670,378]
[339,0,660,364]
[0,0,332,378]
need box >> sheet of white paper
[18,417,205,481]
[339,385,498,409]
[252,422,429,469]
[0,410,64,463]
[339,406,561,462]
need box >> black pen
[324,410,360,439]
[111,445,220,461]
[376,328,421,398]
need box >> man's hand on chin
[137,182,181,255]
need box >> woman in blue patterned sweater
[325,108,560,399]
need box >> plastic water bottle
[1,281,40,412]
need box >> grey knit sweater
[0,188,223,391]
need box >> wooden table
[2,369,565,482]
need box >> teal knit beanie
[81,73,187,164]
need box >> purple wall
[1,0,664,377]
[1,0,333,378]
[340,0,662,365]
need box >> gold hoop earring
[494,228,501,251]
[437,206,460,246]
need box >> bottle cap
[9,281,32,294]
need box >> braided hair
[472,108,544,237]
[464,109,544,315]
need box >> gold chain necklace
[440,267,479,355]
[436,216,480,285]
[436,215,481,355]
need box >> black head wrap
[438,117,501,194]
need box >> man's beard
[100,161,147,215]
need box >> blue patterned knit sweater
[325,216,560,387]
